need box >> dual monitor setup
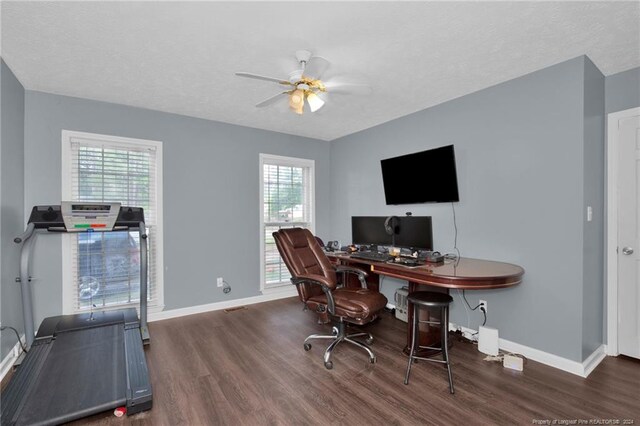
[349,215,444,265]
[352,215,433,251]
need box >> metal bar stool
[403,291,455,394]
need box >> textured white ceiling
[2,1,639,141]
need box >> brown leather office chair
[272,227,388,369]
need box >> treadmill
[1,203,153,425]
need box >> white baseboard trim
[499,340,605,378]
[581,344,607,377]
[449,322,606,378]
[149,287,298,322]
[3,296,607,381]
[449,323,479,341]
[0,334,26,383]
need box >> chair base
[304,321,376,369]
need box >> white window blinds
[63,132,162,312]
[260,154,314,290]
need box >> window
[259,154,315,292]
[62,131,163,313]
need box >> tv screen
[380,145,459,204]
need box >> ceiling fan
[235,50,371,115]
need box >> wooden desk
[329,254,524,356]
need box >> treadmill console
[26,203,145,231]
[61,201,121,231]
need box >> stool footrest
[417,320,442,326]
[415,344,444,351]
[409,356,448,364]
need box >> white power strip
[503,354,524,371]
[448,322,478,342]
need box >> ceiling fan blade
[235,72,292,85]
[324,81,372,95]
[255,92,289,108]
[302,56,330,80]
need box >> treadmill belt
[15,324,127,426]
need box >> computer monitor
[351,216,392,247]
[394,216,433,250]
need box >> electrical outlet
[217,277,224,288]
[479,300,487,313]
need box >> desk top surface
[329,254,524,289]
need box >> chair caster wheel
[369,357,376,364]
[303,343,312,351]
[365,337,374,345]
[324,361,333,370]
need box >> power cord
[1,326,27,353]
[451,202,460,259]
[457,290,471,329]
[461,289,487,333]
[462,289,482,311]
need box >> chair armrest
[291,274,336,315]
[335,265,369,289]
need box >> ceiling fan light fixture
[236,49,369,116]
[289,88,305,114]
[306,92,325,112]
[289,89,304,108]
[291,101,304,115]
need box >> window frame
[259,153,315,293]
[61,130,165,314]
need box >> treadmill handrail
[17,227,37,347]
[14,222,35,244]
[138,221,149,342]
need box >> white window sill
[73,303,165,315]
[261,285,297,297]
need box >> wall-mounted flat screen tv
[381,144,459,204]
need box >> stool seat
[408,291,453,308]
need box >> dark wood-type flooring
[57,297,640,424]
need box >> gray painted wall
[1,60,25,360]
[329,57,591,361]
[23,92,330,326]
[581,57,605,359]
[605,67,640,114]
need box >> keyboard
[350,251,394,262]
